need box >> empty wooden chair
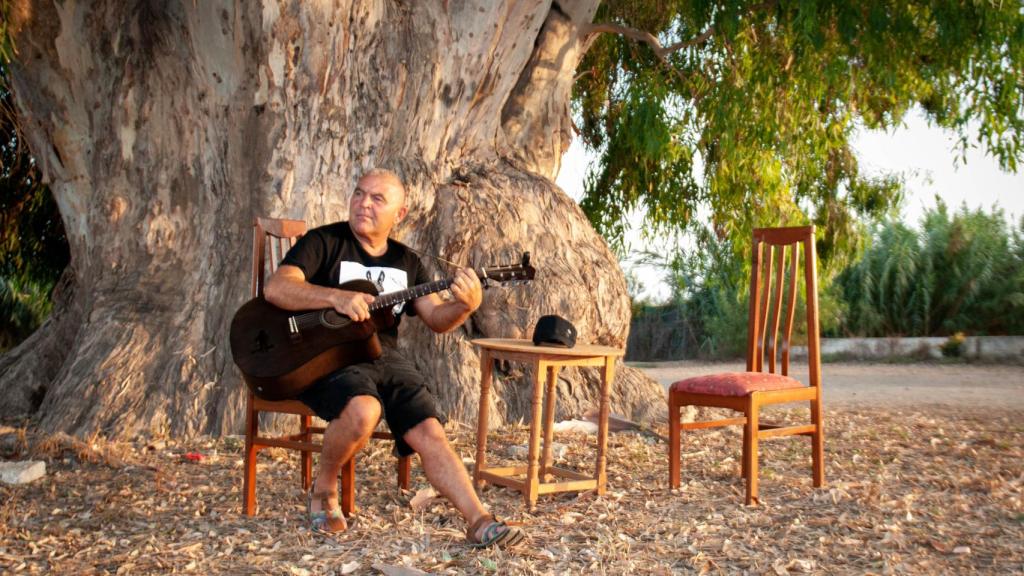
[242,216,410,517]
[668,225,825,505]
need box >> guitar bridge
[288,316,300,339]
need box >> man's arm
[264,264,376,322]
[412,267,482,333]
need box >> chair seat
[670,372,804,396]
[252,397,315,415]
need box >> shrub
[940,332,966,358]
[836,202,1023,337]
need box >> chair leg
[340,456,356,517]
[744,395,759,506]
[243,403,259,517]
[668,393,681,489]
[397,455,411,490]
[811,395,825,487]
[300,415,313,490]
[741,423,750,480]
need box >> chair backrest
[746,226,821,387]
[252,217,307,298]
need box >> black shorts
[297,349,445,457]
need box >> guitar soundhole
[320,310,351,328]
[251,330,274,353]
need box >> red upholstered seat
[670,372,804,397]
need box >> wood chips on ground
[1,406,1022,575]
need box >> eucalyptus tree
[0,0,1020,438]
[0,1,656,436]
[575,1,1022,267]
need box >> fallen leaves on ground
[0,405,1021,575]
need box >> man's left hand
[449,267,482,313]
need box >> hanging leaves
[575,0,1023,262]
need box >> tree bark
[1,0,664,438]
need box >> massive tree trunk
[1,0,664,439]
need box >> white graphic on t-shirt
[337,261,409,315]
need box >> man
[264,168,524,548]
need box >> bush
[626,201,1024,363]
[940,332,966,358]
[1,63,70,351]
[836,201,1024,337]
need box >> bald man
[264,169,524,548]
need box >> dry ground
[1,362,1022,575]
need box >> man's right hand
[332,290,377,322]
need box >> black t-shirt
[280,221,430,345]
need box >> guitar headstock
[478,252,536,287]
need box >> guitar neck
[369,270,484,312]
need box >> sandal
[307,488,347,534]
[466,514,525,549]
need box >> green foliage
[626,233,751,359]
[626,219,865,359]
[1,63,69,350]
[576,1,1023,261]
[627,201,1023,359]
[836,202,1024,336]
[0,273,55,349]
[0,1,17,65]
[940,331,966,358]
[682,235,750,357]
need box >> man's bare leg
[311,395,382,521]
[402,418,492,536]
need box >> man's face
[348,174,407,241]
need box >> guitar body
[230,280,394,400]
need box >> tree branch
[581,1,780,74]
[584,22,715,60]
[583,22,688,83]
[662,27,716,54]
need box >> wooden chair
[242,216,411,517]
[668,225,825,505]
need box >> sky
[556,109,1024,302]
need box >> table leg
[474,349,492,490]
[594,355,616,495]
[524,359,546,509]
[540,364,559,481]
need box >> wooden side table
[471,338,625,509]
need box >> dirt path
[633,360,1024,411]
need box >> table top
[471,338,625,357]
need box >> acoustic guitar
[230,253,535,400]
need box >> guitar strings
[286,263,524,329]
[274,244,460,330]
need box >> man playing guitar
[264,168,524,548]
